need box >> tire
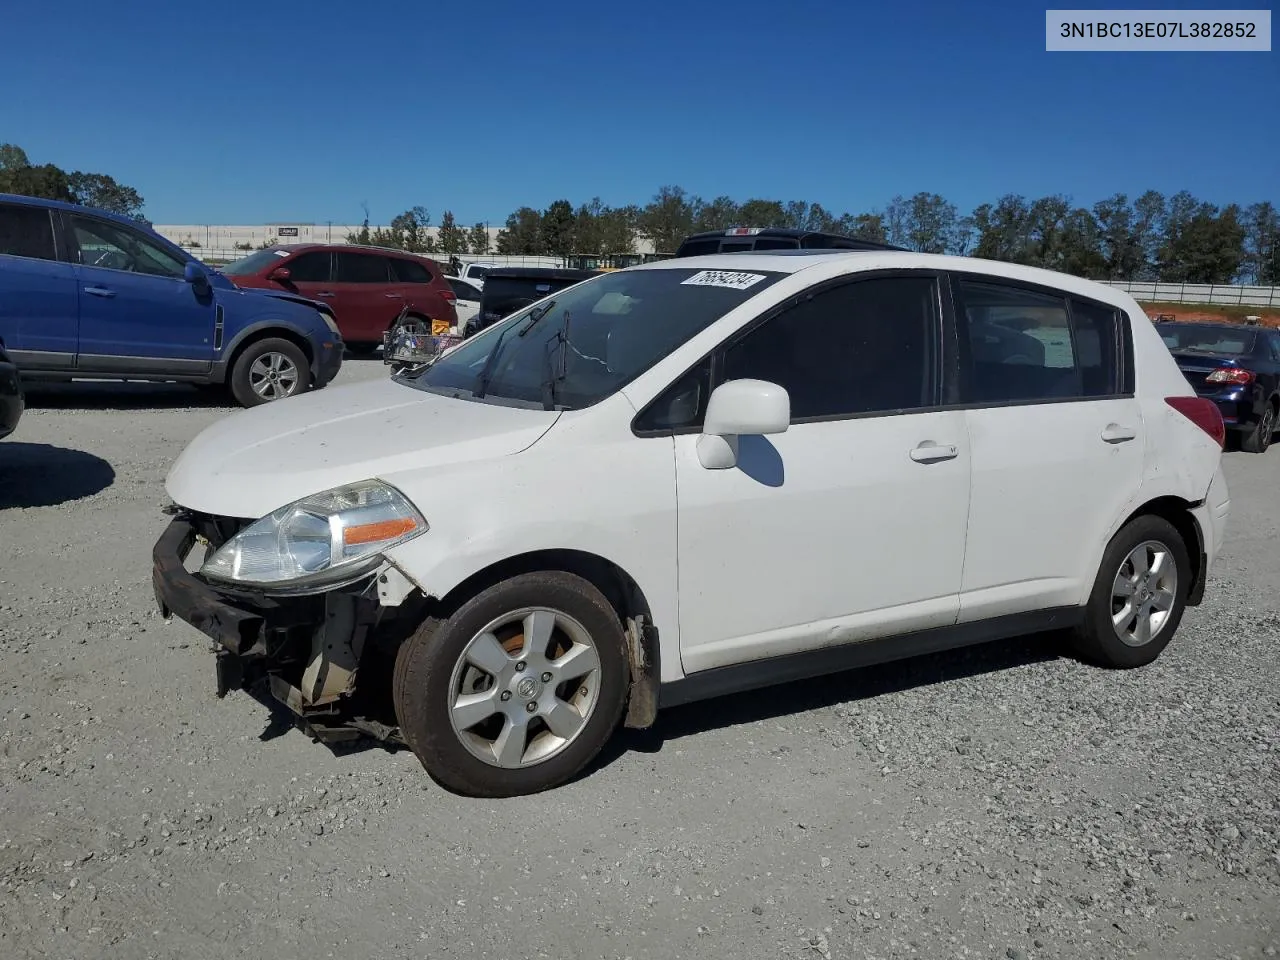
[393,571,630,797]
[1070,514,1191,669]
[229,338,311,407]
[1240,401,1276,454]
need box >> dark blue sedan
[1156,319,1280,454]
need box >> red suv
[220,244,458,353]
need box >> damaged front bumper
[152,515,409,746]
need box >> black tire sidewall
[230,338,311,407]
[394,572,630,797]
[1078,515,1191,668]
[1242,403,1275,453]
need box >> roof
[633,249,1149,311]
[265,241,440,260]
[0,192,148,231]
[678,226,905,252]
[482,266,601,281]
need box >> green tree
[68,172,144,219]
[1243,202,1279,284]
[0,144,29,171]
[437,210,466,255]
[693,195,739,233]
[574,198,607,256]
[467,222,491,255]
[638,186,696,253]
[970,195,1033,262]
[540,199,576,258]
[736,198,787,228]
[496,207,545,254]
[599,205,638,253]
[840,212,887,243]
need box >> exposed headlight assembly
[200,480,426,592]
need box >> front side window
[219,248,289,276]
[0,204,57,261]
[957,279,1124,404]
[720,275,938,420]
[402,267,785,410]
[71,215,185,278]
[335,252,390,283]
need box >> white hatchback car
[153,251,1231,797]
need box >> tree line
[0,143,146,221]
[472,185,1277,285]
[2,140,1274,285]
[365,186,1277,286]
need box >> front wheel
[1070,515,1191,668]
[229,338,311,407]
[392,572,630,797]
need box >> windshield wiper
[474,300,557,400]
[539,310,573,411]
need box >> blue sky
[2,0,1275,225]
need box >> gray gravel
[1,360,1277,959]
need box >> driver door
[68,213,215,374]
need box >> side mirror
[267,266,292,282]
[184,261,211,294]
[696,379,790,469]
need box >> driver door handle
[84,285,116,298]
[384,293,404,299]
[315,291,336,297]
[1101,423,1137,443]
[909,441,959,463]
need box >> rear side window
[0,204,57,261]
[285,251,331,282]
[676,239,722,257]
[753,237,800,250]
[956,279,1124,404]
[335,252,390,283]
[720,275,938,420]
[390,257,433,283]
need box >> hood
[165,378,560,518]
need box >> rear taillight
[1205,366,1254,385]
[1166,396,1225,448]
[440,289,457,302]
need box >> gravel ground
[1,360,1277,960]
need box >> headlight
[200,480,426,592]
[318,308,342,338]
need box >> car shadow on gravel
[0,443,116,508]
[21,382,233,410]
[591,631,1064,774]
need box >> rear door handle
[315,291,336,297]
[84,285,116,298]
[909,441,959,463]
[384,293,404,299]
[1101,423,1137,443]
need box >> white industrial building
[152,222,656,263]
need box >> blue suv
[0,194,342,406]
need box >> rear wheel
[229,338,310,407]
[1071,515,1190,668]
[1240,400,1276,454]
[393,572,630,797]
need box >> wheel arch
[1116,495,1207,606]
[424,548,661,729]
[219,322,315,383]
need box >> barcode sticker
[680,270,767,291]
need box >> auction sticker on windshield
[680,270,768,290]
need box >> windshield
[219,248,292,276]
[402,266,785,409]
[1159,324,1256,356]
